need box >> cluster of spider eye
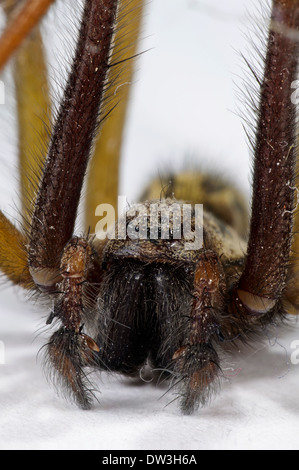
[0,0,299,414]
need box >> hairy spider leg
[3,0,52,224]
[85,0,145,233]
[0,0,51,287]
[27,0,119,408]
[0,0,144,286]
[0,211,32,288]
[0,0,55,72]
[230,0,299,320]
[171,251,226,414]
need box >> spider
[0,0,299,415]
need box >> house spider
[0,0,299,414]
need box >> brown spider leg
[85,0,145,231]
[0,0,55,72]
[172,252,226,414]
[28,0,119,289]
[28,0,119,407]
[230,0,299,321]
[46,237,100,409]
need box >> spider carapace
[0,0,299,413]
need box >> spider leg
[46,236,101,409]
[85,0,145,232]
[230,0,299,321]
[13,27,52,225]
[0,0,55,72]
[28,0,119,288]
[27,0,119,407]
[170,252,225,414]
[2,1,52,224]
[0,2,51,287]
[0,211,32,288]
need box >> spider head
[95,201,233,412]
[102,198,203,263]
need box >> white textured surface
[1,286,299,451]
[1,0,299,451]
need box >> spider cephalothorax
[1,0,299,413]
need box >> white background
[1,0,299,450]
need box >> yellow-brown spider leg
[0,0,55,72]
[85,0,145,232]
[2,0,52,224]
[230,0,299,323]
[0,211,32,288]
[0,2,51,288]
[13,28,52,225]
